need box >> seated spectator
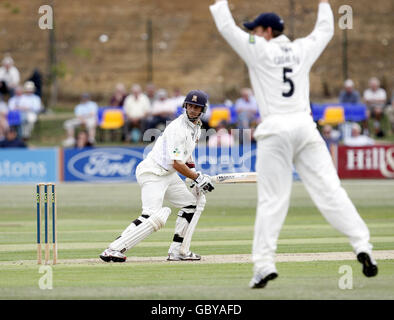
[9,81,42,139]
[109,83,127,107]
[343,122,374,147]
[0,127,26,148]
[146,89,177,130]
[339,79,360,104]
[234,88,259,144]
[363,77,387,137]
[320,124,341,161]
[321,124,340,149]
[27,68,43,98]
[7,85,23,108]
[75,130,94,149]
[145,83,158,106]
[0,55,20,97]
[235,88,259,129]
[384,90,394,135]
[208,121,234,147]
[123,84,151,142]
[169,87,186,110]
[0,94,8,140]
[63,93,98,147]
[7,86,23,136]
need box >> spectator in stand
[344,122,374,147]
[27,68,43,98]
[208,120,234,147]
[385,90,394,135]
[169,87,186,110]
[235,88,259,129]
[7,86,23,137]
[339,79,360,104]
[0,94,8,140]
[320,124,340,158]
[363,77,387,137]
[75,130,94,149]
[7,85,23,109]
[0,55,20,97]
[145,83,158,106]
[109,83,127,108]
[10,81,42,139]
[0,127,26,148]
[146,89,177,130]
[63,93,98,147]
[123,84,151,142]
[234,88,259,144]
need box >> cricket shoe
[249,272,278,289]
[357,252,378,277]
[99,248,127,263]
[167,251,201,261]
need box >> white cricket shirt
[210,1,334,135]
[146,113,201,174]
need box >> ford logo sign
[67,148,144,181]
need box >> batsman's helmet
[183,90,209,113]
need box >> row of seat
[5,102,368,131]
[96,104,240,130]
[311,103,367,126]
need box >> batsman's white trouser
[253,112,372,277]
[109,158,199,253]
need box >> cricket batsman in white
[210,0,378,288]
[100,90,215,262]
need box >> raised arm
[299,0,334,68]
[209,0,264,66]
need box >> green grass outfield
[0,180,393,300]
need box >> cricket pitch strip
[1,250,393,266]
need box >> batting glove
[194,172,215,193]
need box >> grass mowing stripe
[2,243,394,262]
[1,236,393,252]
[0,182,393,299]
[1,222,394,234]
[0,260,393,300]
[2,251,394,266]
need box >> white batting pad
[179,195,206,255]
[110,207,171,252]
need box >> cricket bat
[210,172,257,184]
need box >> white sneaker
[167,251,201,261]
[99,248,126,263]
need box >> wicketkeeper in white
[100,90,215,262]
[210,0,378,288]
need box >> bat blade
[211,172,257,184]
